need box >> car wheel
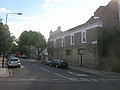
[18,65,20,68]
[8,66,10,69]
[50,64,52,67]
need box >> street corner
[0,68,12,78]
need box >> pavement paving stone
[0,57,10,77]
[0,68,9,77]
[69,65,120,79]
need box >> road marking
[1,77,120,82]
[39,67,50,72]
[20,65,24,68]
[1,78,68,82]
[67,71,88,77]
[8,69,13,76]
[67,71,74,74]
[79,78,91,81]
[31,64,50,72]
[54,73,78,81]
[75,74,88,77]
[32,64,39,68]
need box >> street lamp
[5,13,22,24]
[78,47,85,67]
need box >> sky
[0,0,111,40]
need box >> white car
[7,57,21,68]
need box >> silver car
[7,57,21,68]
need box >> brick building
[48,0,120,70]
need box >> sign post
[78,48,84,67]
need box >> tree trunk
[2,53,5,68]
[28,45,30,58]
[37,48,40,61]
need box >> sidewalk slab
[0,68,9,77]
[69,65,120,79]
[0,57,10,77]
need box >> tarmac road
[0,58,120,90]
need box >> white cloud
[8,19,51,40]
[0,7,11,13]
[7,0,94,40]
[44,0,67,3]
[9,16,38,21]
[7,0,111,40]
[42,0,68,11]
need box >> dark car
[41,59,52,65]
[21,54,28,59]
[50,59,68,68]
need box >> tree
[98,29,120,57]
[27,31,46,60]
[18,30,47,60]
[18,30,32,55]
[29,32,46,60]
[10,43,19,54]
[0,22,12,67]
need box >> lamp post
[5,13,22,24]
[78,48,85,67]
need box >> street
[0,59,120,90]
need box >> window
[70,34,74,45]
[61,37,65,47]
[81,31,86,43]
[66,50,71,55]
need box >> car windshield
[59,60,64,62]
[10,59,19,62]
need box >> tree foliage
[0,23,12,54]
[29,32,46,48]
[18,30,47,59]
[98,29,120,57]
[10,43,19,54]
[0,22,12,67]
[18,30,31,54]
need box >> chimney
[50,30,53,37]
[57,26,61,31]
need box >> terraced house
[48,0,120,70]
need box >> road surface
[0,59,120,90]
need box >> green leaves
[98,29,120,57]
[0,22,12,54]
[18,30,47,55]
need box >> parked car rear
[7,57,21,68]
[50,59,68,68]
[21,54,28,59]
[41,59,52,65]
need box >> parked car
[6,54,16,62]
[41,59,52,65]
[50,59,68,68]
[21,54,28,59]
[7,57,21,68]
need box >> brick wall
[94,0,119,30]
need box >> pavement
[69,65,120,79]
[0,57,120,78]
[0,57,10,77]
